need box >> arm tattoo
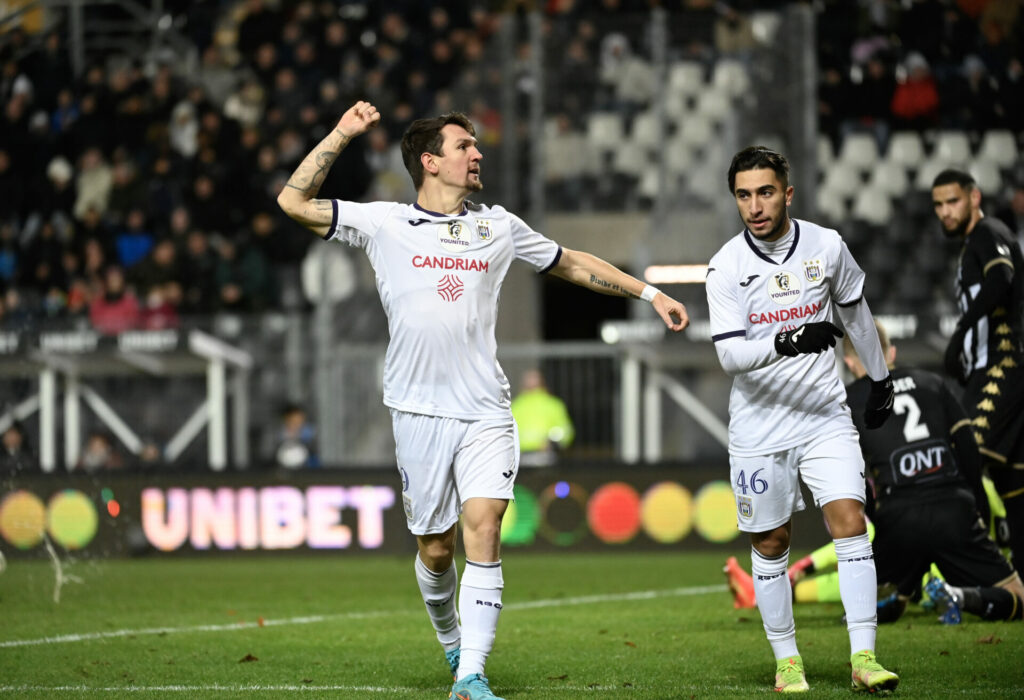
[285,133,350,197]
[589,274,639,298]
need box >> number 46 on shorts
[736,468,768,495]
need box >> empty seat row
[824,129,1020,171]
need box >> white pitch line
[511,584,726,610]
[0,583,727,649]
[0,685,433,694]
[0,684,1021,696]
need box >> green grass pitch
[1,551,1021,698]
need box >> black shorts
[964,355,1024,465]
[873,490,1015,596]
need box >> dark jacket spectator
[179,229,218,314]
[213,235,276,312]
[1,422,36,475]
[130,238,181,301]
[107,160,148,227]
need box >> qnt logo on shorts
[437,274,464,301]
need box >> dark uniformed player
[844,324,1024,623]
[931,168,1024,572]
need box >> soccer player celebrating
[932,169,1024,572]
[278,101,688,700]
[705,146,898,693]
[844,322,1024,625]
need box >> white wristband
[640,285,660,303]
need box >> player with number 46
[705,147,899,694]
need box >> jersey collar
[743,219,799,265]
[413,203,469,218]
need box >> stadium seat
[630,110,664,149]
[967,158,1003,194]
[821,164,862,194]
[932,131,971,164]
[851,187,894,225]
[666,136,696,176]
[586,112,625,156]
[694,140,729,192]
[667,60,705,97]
[638,168,662,200]
[914,156,954,190]
[869,160,910,197]
[612,141,646,178]
[711,58,751,97]
[817,135,835,171]
[695,91,732,122]
[885,131,925,169]
[976,129,1019,168]
[816,187,847,224]
[544,129,587,180]
[664,92,691,124]
[837,132,880,172]
[677,115,715,150]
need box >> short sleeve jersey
[955,217,1024,373]
[327,200,560,419]
[846,367,969,502]
[706,219,864,456]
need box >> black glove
[944,325,968,384]
[864,374,894,429]
[774,321,844,357]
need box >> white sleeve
[836,297,889,381]
[508,211,561,272]
[714,336,782,376]
[705,262,781,376]
[831,237,866,306]
[328,200,397,248]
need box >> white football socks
[414,555,461,652]
[457,560,504,681]
[751,547,798,660]
[834,533,877,654]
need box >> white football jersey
[328,200,561,419]
[706,219,865,456]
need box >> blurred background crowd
[2,0,1022,334]
[0,0,1022,470]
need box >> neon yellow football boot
[774,655,809,693]
[851,649,899,693]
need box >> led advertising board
[0,466,826,556]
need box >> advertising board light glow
[141,485,396,551]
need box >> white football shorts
[729,429,866,533]
[390,409,519,535]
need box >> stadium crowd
[816,0,1024,150]
[0,0,499,333]
[1,1,1022,338]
